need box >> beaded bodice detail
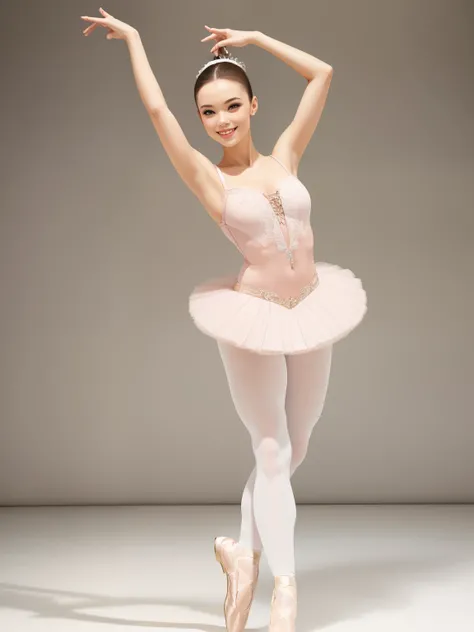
[263,190,295,269]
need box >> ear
[250,96,258,116]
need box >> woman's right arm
[126,30,213,199]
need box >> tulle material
[188,262,367,355]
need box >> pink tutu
[188,262,367,355]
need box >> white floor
[0,505,473,631]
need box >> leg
[285,344,333,471]
[217,341,296,577]
[238,345,333,553]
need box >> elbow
[324,64,334,76]
[308,64,333,82]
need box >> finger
[100,8,113,17]
[83,23,98,35]
[201,34,216,42]
[205,25,227,33]
[211,40,230,53]
[81,16,107,26]
[82,19,108,31]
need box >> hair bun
[216,46,231,58]
[196,47,247,79]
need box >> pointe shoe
[269,575,297,632]
[214,536,262,632]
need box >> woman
[81,9,367,631]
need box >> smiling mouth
[218,127,237,136]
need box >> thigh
[285,345,333,439]
[217,342,288,442]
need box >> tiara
[196,46,247,79]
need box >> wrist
[125,28,140,44]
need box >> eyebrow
[199,97,242,110]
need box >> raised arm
[81,8,220,221]
[251,31,333,173]
[82,10,214,201]
[125,29,213,194]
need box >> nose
[217,114,230,127]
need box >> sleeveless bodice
[189,154,368,353]
[216,155,316,300]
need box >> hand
[201,26,255,54]
[81,7,136,41]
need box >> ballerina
[81,11,367,631]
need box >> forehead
[197,78,246,107]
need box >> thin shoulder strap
[270,154,291,174]
[214,165,227,190]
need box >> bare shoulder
[188,149,226,225]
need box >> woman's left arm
[252,31,333,172]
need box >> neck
[220,130,261,168]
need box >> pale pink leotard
[215,155,318,309]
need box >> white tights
[217,341,333,577]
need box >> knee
[254,437,292,478]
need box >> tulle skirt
[188,262,367,355]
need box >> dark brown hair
[194,47,253,107]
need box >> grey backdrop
[1,0,473,505]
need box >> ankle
[236,541,262,558]
[274,574,296,587]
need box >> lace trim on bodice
[234,271,320,309]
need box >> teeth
[219,128,236,136]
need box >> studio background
[1,0,472,505]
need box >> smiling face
[197,78,258,145]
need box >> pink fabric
[188,156,368,355]
[217,155,316,297]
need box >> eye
[203,103,241,116]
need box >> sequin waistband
[233,272,319,310]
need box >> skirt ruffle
[188,262,367,355]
